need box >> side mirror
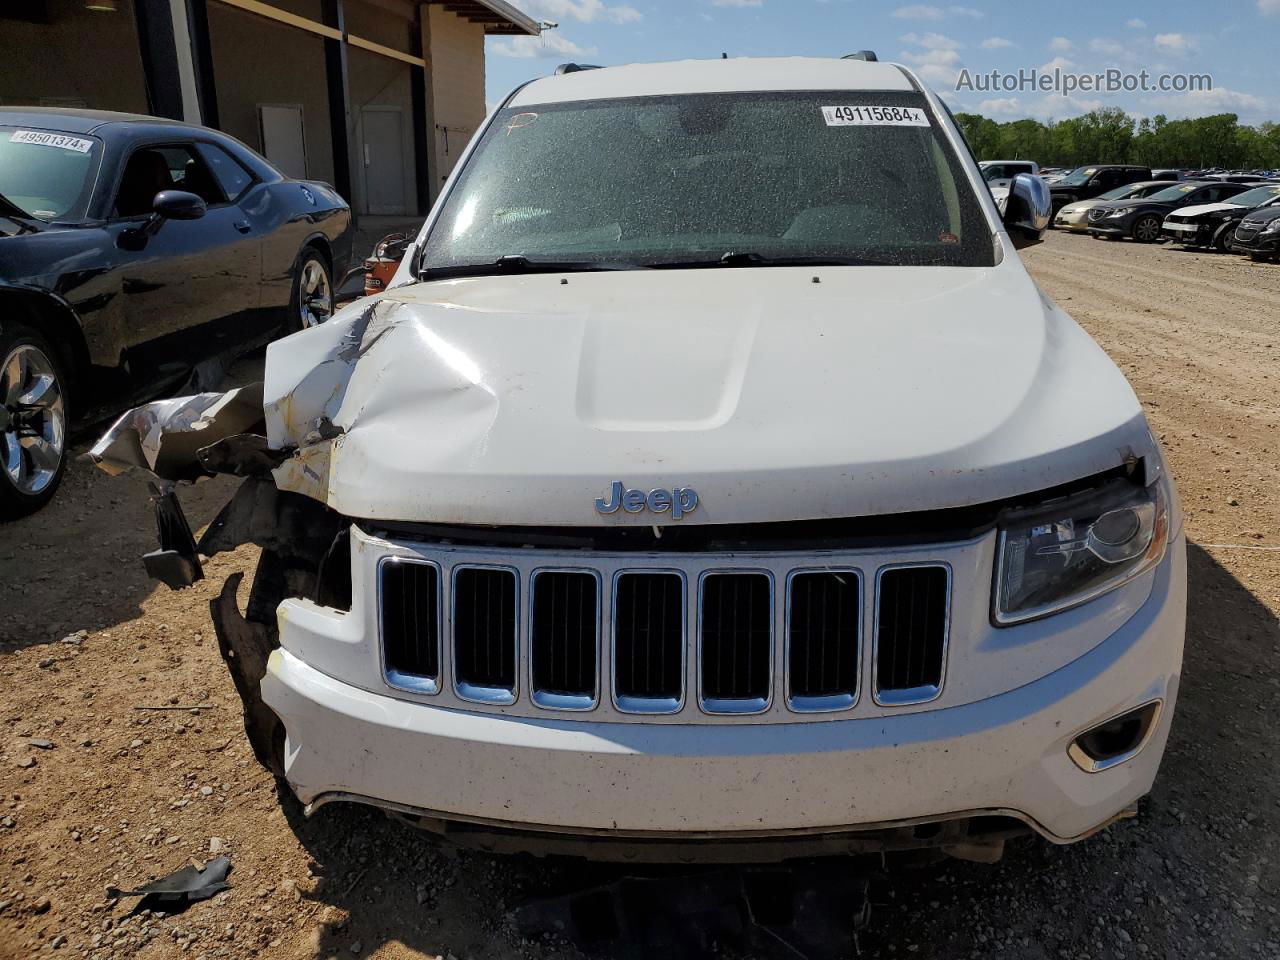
[153,190,207,221]
[1002,172,1050,249]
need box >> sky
[483,0,1280,125]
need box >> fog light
[1068,700,1162,772]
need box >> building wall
[206,2,335,186]
[423,5,486,191]
[347,46,418,215]
[0,0,148,112]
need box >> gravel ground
[1,229,1278,959]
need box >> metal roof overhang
[427,0,540,35]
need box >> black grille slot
[614,573,684,705]
[380,561,440,683]
[700,573,772,707]
[453,567,517,691]
[788,571,859,702]
[876,566,948,699]
[531,571,598,701]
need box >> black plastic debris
[107,856,232,913]
[513,864,869,960]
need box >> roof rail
[842,50,878,62]
[554,63,603,75]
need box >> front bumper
[262,531,1186,850]
[1232,230,1280,254]
[1053,209,1092,231]
[1161,222,1210,244]
[1087,222,1131,237]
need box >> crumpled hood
[262,261,1153,525]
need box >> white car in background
[95,55,1186,865]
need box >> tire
[0,324,69,520]
[1132,215,1162,243]
[1213,225,1236,253]
[288,247,334,333]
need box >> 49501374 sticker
[821,105,929,127]
[9,130,94,153]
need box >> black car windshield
[1226,185,1280,208]
[421,91,995,273]
[1055,166,1098,187]
[0,126,103,220]
[1147,183,1204,202]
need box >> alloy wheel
[298,258,333,329]
[1134,217,1161,242]
[0,343,66,496]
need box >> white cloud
[899,31,961,49]
[522,0,641,23]
[949,5,983,16]
[1145,86,1268,118]
[900,46,963,86]
[1089,37,1124,55]
[1258,0,1280,14]
[978,97,1022,115]
[980,36,1013,49]
[491,31,597,58]
[1040,55,1074,72]
[711,0,763,5]
[1126,17,1146,28]
[1049,36,1073,52]
[893,4,945,18]
[1027,93,1104,119]
[1153,32,1194,53]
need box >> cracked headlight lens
[994,475,1169,625]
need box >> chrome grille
[380,559,441,693]
[699,572,773,713]
[874,565,950,705]
[452,566,518,703]
[376,548,956,719]
[787,570,860,711]
[613,572,685,713]
[530,570,599,709]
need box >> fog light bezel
[1067,699,1163,773]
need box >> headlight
[1106,207,1133,218]
[1262,219,1280,234]
[994,475,1170,625]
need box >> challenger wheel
[1132,215,1162,243]
[0,325,68,520]
[289,248,333,332]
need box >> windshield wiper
[420,254,648,281]
[651,252,896,268]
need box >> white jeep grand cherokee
[95,56,1185,864]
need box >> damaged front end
[89,299,401,772]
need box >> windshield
[0,126,103,220]
[1055,166,1098,187]
[1147,183,1202,202]
[1227,185,1280,208]
[421,91,995,273]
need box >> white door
[258,104,307,180]
[360,107,408,216]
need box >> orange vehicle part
[363,233,415,298]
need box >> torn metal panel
[88,383,266,485]
[107,856,232,912]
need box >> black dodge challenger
[0,108,352,517]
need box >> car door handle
[234,220,252,234]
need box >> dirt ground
[2,229,1278,960]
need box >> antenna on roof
[722,52,728,59]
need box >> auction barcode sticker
[821,105,929,127]
[10,130,94,153]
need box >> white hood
[1172,201,1244,218]
[262,261,1153,526]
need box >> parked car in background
[1150,169,1183,181]
[1053,181,1179,232]
[1232,204,1280,261]
[1086,181,1254,242]
[1161,183,1280,251]
[1048,165,1153,221]
[979,159,1039,190]
[0,108,352,517]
